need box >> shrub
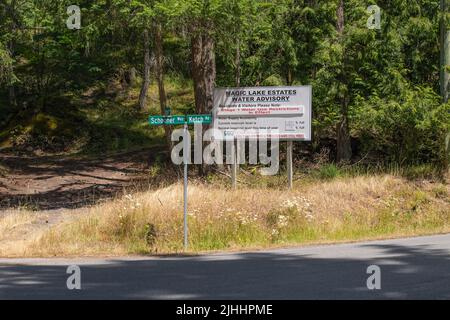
[316,164,341,180]
[353,86,450,166]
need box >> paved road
[1,234,450,299]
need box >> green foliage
[261,75,284,86]
[400,164,443,181]
[354,87,450,165]
[315,164,342,180]
[0,43,13,85]
[0,0,448,167]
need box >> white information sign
[213,86,312,141]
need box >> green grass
[314,163,342,180]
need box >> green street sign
[186,114,212,125]
[149,115,185,126]
[147,113,211,251]
[148,114,212,126]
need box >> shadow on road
[1,242,449,299]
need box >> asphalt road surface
[1,234,450,300]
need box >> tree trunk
[335,0,352,163]
[191,31,204,114]
[336,0,344,35]
[286,68,292,86]
[336,97,352,162]
[441,0,450,103]
[139,29,151,111]
[9,83,17,108]
[8,0,17,108]
[202,29,216,114]
[191,25,216,114]
[190,22,216,175]
[154,22,172,152]
[235,38,241,87]
[128,67,137,87]
[441,0,450,170]
[8,40,16,108]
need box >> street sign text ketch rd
[149,114,212,126]
[147,112,212,251]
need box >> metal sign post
[287,141,293,189]
[183,122,188,250]
[149,114,211,251]
[231,139,237,189]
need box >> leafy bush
[261,74,284,86]
[315,164,341,180]
[353,87,450,167]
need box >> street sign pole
[287,141,293,189]
[231,139,237,189]
[149,113,211,250]
[183,122,188,251]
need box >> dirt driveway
[0,148,166,210]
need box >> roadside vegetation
[1,167,448,257]
[1,1,450,258]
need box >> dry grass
[1,174,449,257]
[0,211,45,256]
[0,209,80,257]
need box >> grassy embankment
[1,166,448,257]
[0,74,193,155]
